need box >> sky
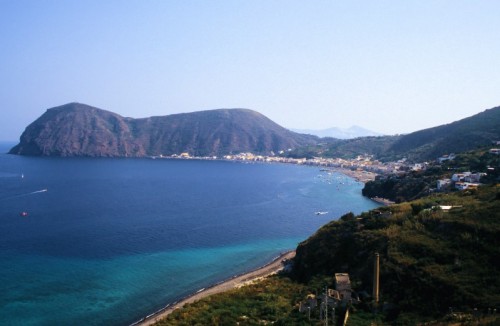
[1,1,500,141]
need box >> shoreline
[331,167,377,183]
[130,166,370,325]
[132,250,296,326]
[370,196,396,206]
[152,156,381,184]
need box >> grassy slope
[155,277,310,326]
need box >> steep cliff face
[9,103,317,157]
[10,103,144,157]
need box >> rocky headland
[9,103,317,157]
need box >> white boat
[315,211,328,215]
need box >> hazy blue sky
[1,1,499,140]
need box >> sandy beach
[133,250,296,326]
[334,168,378,183]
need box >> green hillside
[382,106,500,161]
[362,149,500,203]
[284,106,500,162]
[154,185,500,325]
[283,135,400,160]
[293,185,500,322]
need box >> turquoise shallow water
[1,239,301,325]
[0,143,378,325]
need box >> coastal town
[158,151,393,183]
[158,145,500,195]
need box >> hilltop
[9,103,317,157]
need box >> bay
[0,143,377,325]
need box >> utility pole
[324,286,328,326]
[373,252,380,309]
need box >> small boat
[315,211,328,215]
[20,211,28,217]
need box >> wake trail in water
[29,189,48,194]
[0,189,48,201]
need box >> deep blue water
[0,142,378,325]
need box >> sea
[0,142,378,325]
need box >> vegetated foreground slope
[9,103,318,157]
[292,185,500,322]
[155,186,499,325]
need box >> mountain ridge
[9,103,500,161]
[285,106,500,162]
[9,103,318,157]
[383,106,500,161]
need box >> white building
[451,172,471,182]
[437,153,456,163]
[455,182,480,190]
[437,179,452,190]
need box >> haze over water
[0,143,377,325]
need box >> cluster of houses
[437,171,486,191]
[434,148,499,191]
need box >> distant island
[292,125,384,139]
